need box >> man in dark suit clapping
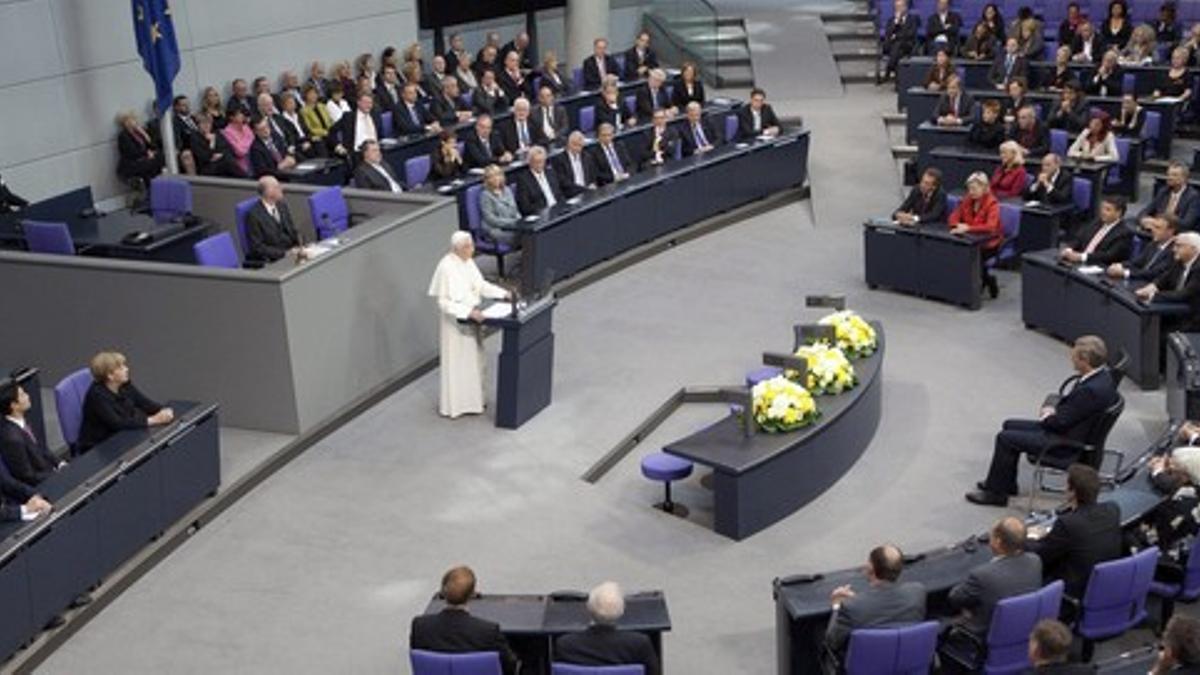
[1022,154,1073,205]
[643,109,681,168]
[1108,213,1178,282]
[1136,231,1200,331]
[1059,196,1134,266]
[967,336,1119,506]
[894,168,948,225]
[555,582,660,675]
[1138,162,1200,232]
[410,566,518,675]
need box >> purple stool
[745,366,783,388]
[640,453,693,516]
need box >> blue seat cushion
[640,453,694,482]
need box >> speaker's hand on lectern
[469,308,485,322]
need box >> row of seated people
[894,159,1200,309]
[881,0,1200,80]
[409,566,660,675]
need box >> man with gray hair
[635,68,674,120]
[552,131,595,197]
[967,335,1119,505]
[554,582,660,675]
[499,97,541,156]
[1137,230,1200,331]
[427,231,512,418]
[515,146,563,215]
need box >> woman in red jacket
[989,140,1028,198]
[950,171,1004,297]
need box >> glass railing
[640,0,722,85]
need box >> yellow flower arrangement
[790,343,857,395]
[818,310,877,359]
[751,375,820,433]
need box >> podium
[485,296,557,429]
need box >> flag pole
[159,113,178,174]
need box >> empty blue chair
[22,220,74,255]
[54,368,92,455]
[942,581,1064,675]
[573,67,584,90]
[624,95,636,117]
[465,183,514,276]
[987,202,1021,268]
[193,231,240,269]
[1106,137,1131,188]
[1078,547,1160,661]
[725,114,738,143]
[614,52,626,74]
[552,665,644,675]
[579,106,596,134]
[1072,177,1093,215]
[844,621,939,675]
[1049,129,1069,157]
[406,155,431,188]
[1141,111,1162,158]
[410,650,502,675]
[640,453,693,515]
[149,176,193,223]
[1150,543,1200,625]
[234,197,257,256]
[1122,72,1136,95]
[307,185,348,240]
[381,110,394,138]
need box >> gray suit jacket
[948,552,1043,636]
[825,580,927,653]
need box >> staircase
[820,0,879,85]
[644,13,755,88]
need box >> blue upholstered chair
[573,67,584,91]
[307,186,348,240]
[149,176,193,223]
[1049,129,1069,158]
[1077,547,1159,661]
[579,106,596,134]
[624,95,636,117]
[234,197,257,255]
[844,621,939,675]
[725,114,738,144]
[22,220,74,255]
[406,155,432,188]
[53,368,93,455]
[193,232,241,269]
[940,580,1064,675]
[1072,177,1093,216]
[1150,543,1200,626]
[1141,111,1161,158]
[640,452,693,515]
[410,649,502,675]
[552,665,644,675]
[381,110,394,138]
[1106,137,1132,188]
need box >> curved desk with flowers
[662,322,884,540]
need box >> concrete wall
[0,0,418,204]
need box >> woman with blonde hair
[479,164,521,246]
[77,351,173,454]
[950,172,1003,297]
[199,85,226,129]
[990,141,1027,198]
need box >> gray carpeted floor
[34,87,1175,675]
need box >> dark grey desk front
[0,401,220,662]
[863,220,983,309]
[1021,249,1190,390]
[774,468,1165,675]
[422,591,671,675]
[664,322,883,540]
[509,129,809,291]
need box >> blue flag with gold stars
[132,0,180,114]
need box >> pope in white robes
[427,231,511,418]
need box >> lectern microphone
[717,386,755,438]
[805,294,846,310]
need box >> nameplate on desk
[566,196,583,206]
[735,142,750,149]
[295,161,322,171]
[380,139,398,148]
[799,324,837,344]
[523,215,540,223]
[805,295,846,310]
[437,185,454,194]
[469,168,485,175]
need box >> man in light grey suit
[947,517,1043,637]
[825,544,927,655]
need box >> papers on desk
[735,142,750,149]
[295,161,321,171]
[1024,200,1041,207]
[757,134,774,142]
[566,196,583,205]
[380,138,398,148]
[481,302,513,319]
[711,97,734,106]
[469,168,485,175]
[303,241,338,259]
[1157,96,1184,104]
[523,215,540,222]
[437,185,455,194]
[1076,265,1105,275]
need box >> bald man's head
[991,517,1027,555]
[868,545,903,582]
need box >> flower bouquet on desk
[789,343,857,395]
[817,310,878,359]
[749,375,820,433]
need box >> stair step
[882,112,905,123]
[891,144,917,155]
[833,51,878,62]
[821,11,874,22]
[840,73,878,84]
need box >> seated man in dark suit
[582,38,621,90]
[395,84,441,137]
[1136,231,1200,332]
[249,116,297,179]
[555,582,660,675]
[77,351,174,455]
[643,109,681,168]
[680,102,719,157]
[880,0,919,82]
[463,114,512,169]
[1108,213,1178,282]
[0,173,28,213]
[635,69,675,121]
[946,517,1042,639]
[967,336,1119,506]
[0,382,64,487]
[515,146,563,216]
[1151,616,1200,675]
[1006,106,1050,157]
[352,140,404,193]
[430,77,472,127]
[990,37,1029,90]
[623,30,659,81]
[498,98,545,158]
[245,176,305,263]
[374,65,404,114]
[589,123,634,186]
[894,168,947,225]
[737,87,782,140]
[1028,619,1092,673]
[933,75,974,127]
[1059,196,1134,266]
[410,566,518,675]
[925,0,963,54]
[1138,162,1200,232]
[553,131,597,198]
[1027,464,1122,599]
[825,544,927,657]
[0,454,50,522]
[533,85,569,147]
[1022,153,1073,205]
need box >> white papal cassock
[427,252,509,417]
